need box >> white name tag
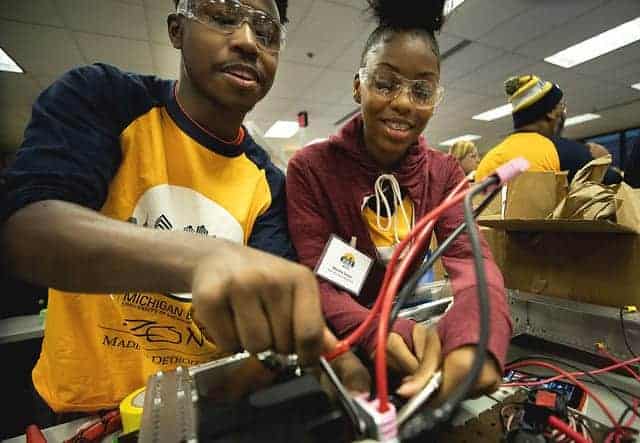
[315,235,374,296]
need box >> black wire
[618,405,635,426]
[620,308,638,358]
[389,184,502,329]
[506,355,639,419]
[400,177,499,440]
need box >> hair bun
[367,0,446,33]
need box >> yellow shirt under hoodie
[1,64,295,413]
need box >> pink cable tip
[494,157,530,185]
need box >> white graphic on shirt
[128,184,244,301]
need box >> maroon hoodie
[286,115,512,370]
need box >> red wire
[548,415,590,443]
[625,399,639,428]
[503,356,640,393]
[323,177,469,362]
[508,360,621,429]
[375,179,471,411]
[596,346,640,383]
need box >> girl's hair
[360,0,446,67]
[449,140,477,161]
[173,0,289,24]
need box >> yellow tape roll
[119,387,146,434]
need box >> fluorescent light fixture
[632,82,640,91]
[0,48,23,73]
[439,134,481,147]
[545,17,640,68]
[564,113,601,127]
[444,0,466,15]
[472,104,513,122]
[264,121,299,138]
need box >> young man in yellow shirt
[476,75,621,185]
[1,0,367,426]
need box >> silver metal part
[396,371,442,426]
[319,356,368,435]
[508,290,640,359]
[256,350,300,372]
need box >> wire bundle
[324,158,530,437]
[503,354,640,442]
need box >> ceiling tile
[564,100,640,140]
[0,73,42,106]
[478,0,607,51]
[515,0,640,60]
[437,32,466,55]
[281,34,354,68]
[151,44,180,79]
[0,19,86,76]
[295,1,368,43]
[74,32,154,74]
[143,0,173,11]
[330,37,367,72]
[247,97,296,122]
[0,0,65,27]
[454,53,533,97]
[285,0,314,33]
[0,105,32,150]
[302,68,355,104]
[146,7,173,45]
[268,61,324,100]
[573,41,640,77]
[34,74,64,90]
[441,43,504,82]
[56,0,149,40]
[444,0,534,40]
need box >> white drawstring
[372,174,413,244]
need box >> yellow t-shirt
[362,196,414,262]
[475,132,561,181]
[17,65,290,413]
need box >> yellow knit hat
[505,75,563,127]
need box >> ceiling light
[439,134,481,147]
[264,121,299,138]
[564,113,601,127]
[444,0,466,15]
[0,48,23,73]
[472,104,513,121]
[545,17,640,68]
[632,82,640,91]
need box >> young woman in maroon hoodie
[286,0,511,402]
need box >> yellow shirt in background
[475,132,561,181]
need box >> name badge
[315,235,374,296]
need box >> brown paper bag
[551,155,619,221]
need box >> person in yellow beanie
[475,75,621,184]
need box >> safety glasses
[177,0,286,54]
[359,66,444,109]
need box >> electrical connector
[353,394,399,442]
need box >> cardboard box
[481,227,640,307]
[478,162,640,307]
[478,170,640,234]
[478,171,568,219]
